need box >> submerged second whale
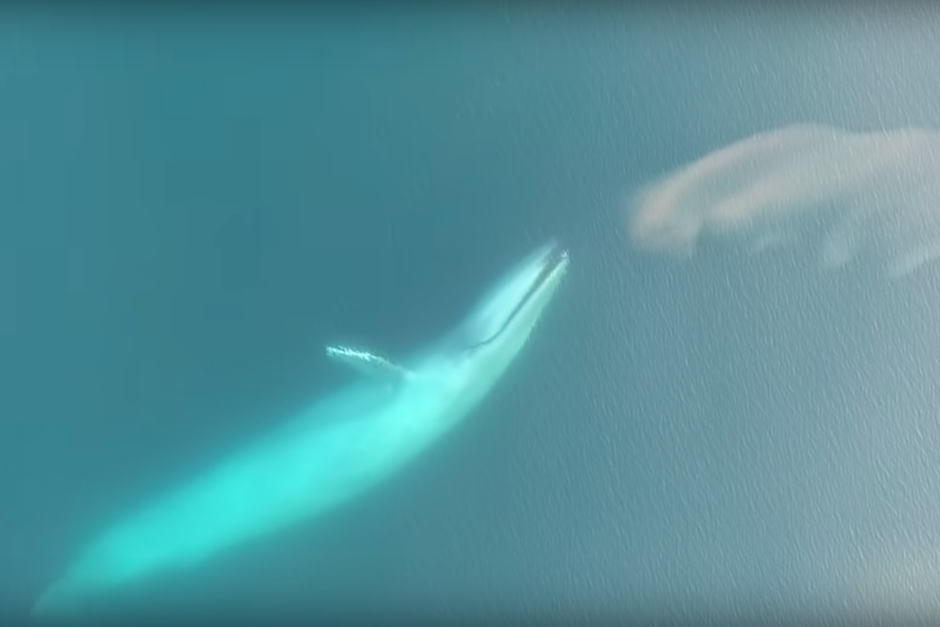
[34,241,570,615]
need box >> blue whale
[34,241,570,614]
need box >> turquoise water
[5,8,940,620]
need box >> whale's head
[451,240,570,374]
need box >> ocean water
[5,7,940,620]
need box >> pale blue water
[5,8,940,620]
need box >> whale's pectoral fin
[325,345,411,380]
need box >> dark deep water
[6,7,940,621]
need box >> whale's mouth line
[468,245,569,351]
